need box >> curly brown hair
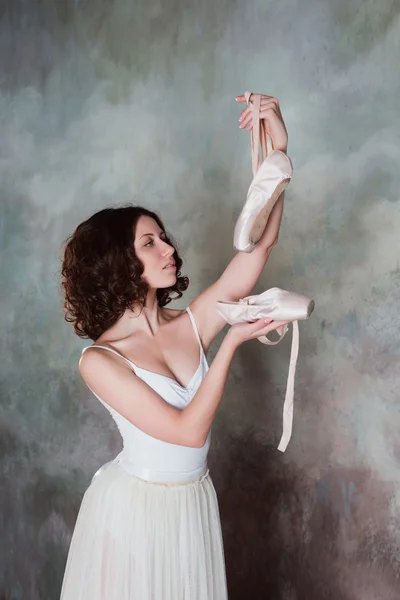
[60,205,189,341]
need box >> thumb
[250,318,273,330]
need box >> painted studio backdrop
[1,1,399,598]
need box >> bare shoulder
[78,344,142,408]
[79,343,129,379]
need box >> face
[134,215,177,289]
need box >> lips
[163,262,176,270]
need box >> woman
[59,92,290,599]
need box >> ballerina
[59,91,290,599]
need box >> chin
[159,275,177,287]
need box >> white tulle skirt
[60,461,228,600]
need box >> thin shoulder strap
[185,307,203,349]
[81,344,137,370]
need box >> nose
[161,240,175,257]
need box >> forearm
[181,332,238,447]
[256,190,285,252]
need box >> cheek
[139,252,159,277]
[134,249,147,273]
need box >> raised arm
[190,190,285,351]
[190,91,289,350]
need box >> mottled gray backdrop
[1,0,399,598]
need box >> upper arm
[79,350,199,448]
[190,244,273,351]
[190,194,284,349]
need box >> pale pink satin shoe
[216,288,315,452]
[233,91,293,253]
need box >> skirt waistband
[128,466,210,487]
[117,457,209,485]
[91,455,209,486]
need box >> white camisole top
[80,307,211,484]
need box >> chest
[118,316,203,389]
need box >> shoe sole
[249,178,291,245]
[306,299,315,317]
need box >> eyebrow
[139,232,164,240]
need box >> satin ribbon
[244,90,274,176]
[240,94,299,451]
[239,294,300,453]
[258,320,299,452]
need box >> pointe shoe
[216,287,315,452]
[233,91,293,253]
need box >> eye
[143,233,169,247]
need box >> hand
[235,93,288,153]
[227,317,291,349]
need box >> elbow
[255,238,278,257]
[184,431,206,449]
[263,237,279,255]
[181,418,207,449]
[190,437,207,449]
[267,236,279,250]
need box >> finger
[240,101,279,129]
[238,105,252,123]
[250,318,274,330]
[242,99,276,118]
[235,95,247,103]
[259,101,279,114]
[241,318,272,333]
[246,94,277,106]
[240,107,263,129]
[266,320,291,333]
[256,319,291,335]
[260,105,282,120]
[273,319,291,328]
[238,112,248,126]
[259,106,279,120]
[239,113,253,129]
[260,95,278,106]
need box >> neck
[111,288,166,339]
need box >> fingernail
[238,116,242,122]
